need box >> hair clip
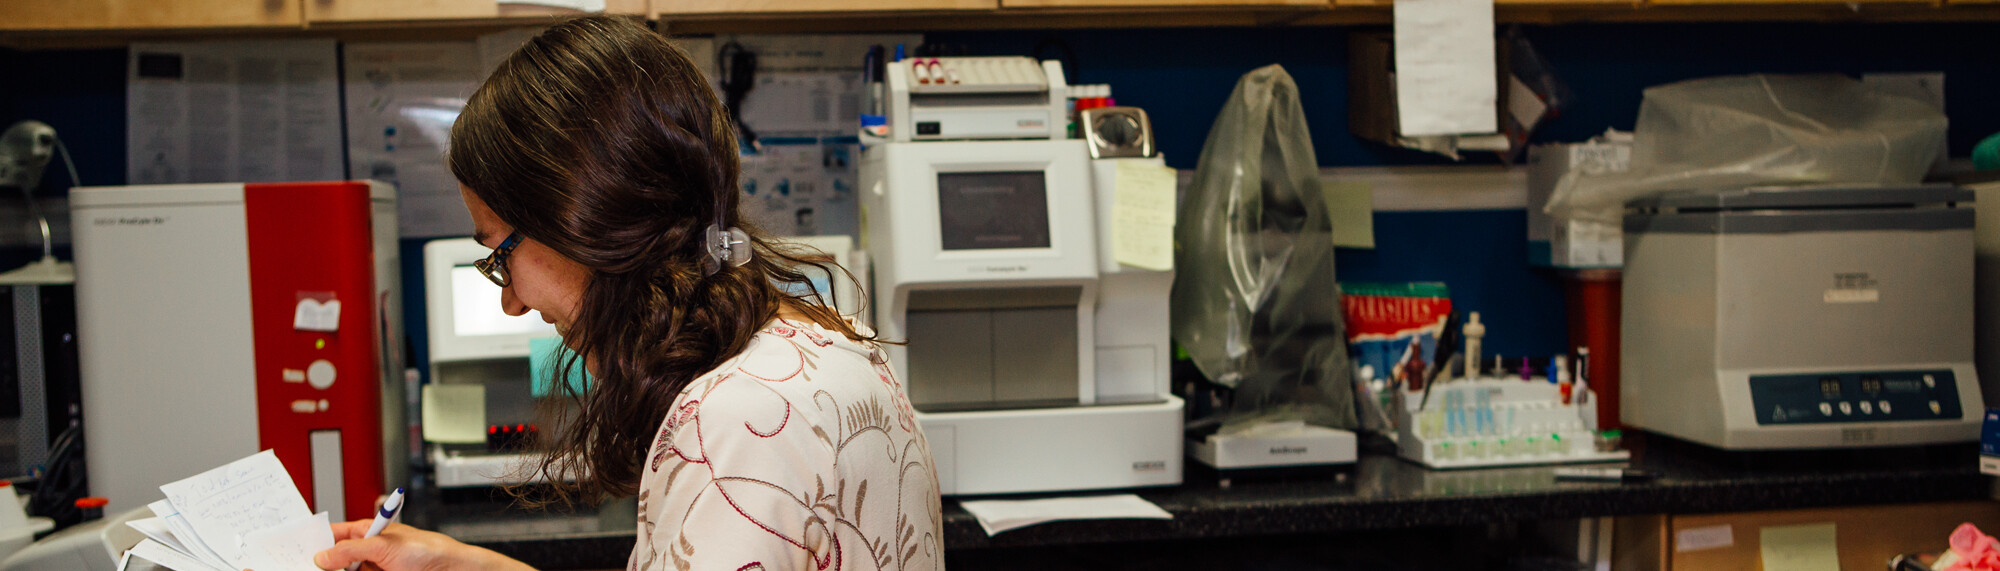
[700,223,751,276]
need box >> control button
[1839,401,1852,415]
[1819,402,1833,416]
[1931,400,1942,414]
[1860,401,1873,414]
[282,369,305,383]
[318,399,329,412]
[1925,375,1936,388]
[291,400,316,413]
[1879,401,1892,414]
[307,359,336,390]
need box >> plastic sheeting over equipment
[1545,74,1948,223]
[1173,65,1356,432]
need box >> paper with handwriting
[128,450,335,571]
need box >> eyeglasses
[473,232,522,288]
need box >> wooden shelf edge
[9,1,2000,49]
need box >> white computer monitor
[424,238,560,362]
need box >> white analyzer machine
[864,56,1182,495]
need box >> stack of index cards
[121,450,336,571]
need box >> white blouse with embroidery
[629,319,944,571]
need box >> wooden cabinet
[0,0,300,31]
[1002,0,1323,8]
[655,0,994,16]
[304,0,647,24]
[1333,0,1631,7]
[1614,501,2000,571]
[1649,0,1924,6]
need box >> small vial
[1597,429,1623,453]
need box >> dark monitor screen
[937,171,1051,250]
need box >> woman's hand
[313,520,536,571]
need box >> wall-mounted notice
[127,40,344,185]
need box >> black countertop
[412,434,1990,570]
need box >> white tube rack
[1395,377,1629,469]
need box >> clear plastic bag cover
[1171,65,1356,432]
[1545,74,1948,223]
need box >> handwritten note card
[147,499,232,570]
[241,511,336,571]
[1113,161,1177,271]
[156,450,313,568]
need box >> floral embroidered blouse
[629,318,944,571]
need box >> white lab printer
[863,57,1183,495]
[1622,185,1982,449]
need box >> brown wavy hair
[448,15,869,506]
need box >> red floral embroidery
[632,319,942,571]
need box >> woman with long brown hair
[311,15,943,571]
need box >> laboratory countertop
[406,433,1988,570]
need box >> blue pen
[348,487,405,571]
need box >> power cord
[716,42,760,151]
[29,422,87,530]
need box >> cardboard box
[1614,501,2000,571]
[1527,139,1630,269]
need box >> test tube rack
[1395,378,1629,469]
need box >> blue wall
[5,22,1998,363]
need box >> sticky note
[530,337,591,398]
[1760,523,1839,571]
[421,384,487,444]
[1320,180,1376,249]
[1113,161,1177,271]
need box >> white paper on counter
[127,39,344,185]
[1392,0,1498,137]
[958,494,1172,536]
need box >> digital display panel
[937,171,1051,250]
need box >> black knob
[1094,114,1142,147]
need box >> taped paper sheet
[1393,0,1498,137]
[342,41,483,238]
[127,40,344,185]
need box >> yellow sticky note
[421,384,487,444]
[1760,523,1839,571]
[1321,180,1376,249]
[1114,161,1177,271]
